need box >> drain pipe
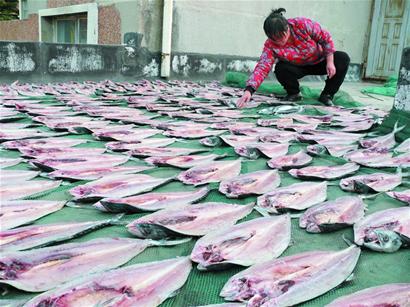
[161,0,173,78]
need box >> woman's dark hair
[263,8,288,39]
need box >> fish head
[363,229,402,253]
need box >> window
[54,14,87,44]
[20,0,28,19]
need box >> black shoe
[318,93,334,106]
[277,93,302,102]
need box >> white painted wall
[172,0,372,63]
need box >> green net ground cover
[223,71,363,108]
[361,76,398,97]
[0,88,409,307]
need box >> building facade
[0,0,408,82]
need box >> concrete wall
[394,47,410,111]
[172,0,373,64]
[25,0,48,17]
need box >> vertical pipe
[161,0,173,77]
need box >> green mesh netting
[361,75,398,97]
[223,71,363,108]
[1,89,409,307]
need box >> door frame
[365,0,410,79]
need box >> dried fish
[325,283,410,307]
[359,122,404,149]
[0,237,189,292]
[299,196,365,233]
[98,187,210,213]
[0,180,61,201]
[0,200,65,230]
[386,189,410,205]
[0,170,39,184]
[220,246,360,306]
[191,215,290,270]
[219,170,280,198]
[0,217,121,252]
[257,181,327,213]
[354,207,410,252]
[340,171,404,193]
[70,173,174,201]
[24,257,192,306]
[48,165,153,181]
[289,163,359,180]
[145,154,225,168]
[178,160,241,186]
[267,150,312,170]
[127,202,253,239]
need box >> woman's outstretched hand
[236,90,252,108]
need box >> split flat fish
[163,128,225,139]
[219,170,280,198]
[0,200,65,231]
[259,130,296,143]
[195,304,246,307]
[130,147,207,157]
[24,257,192,307]
[48,165,153,181]
[0,237,189,292]
[267,150,312,170]
[344,148,392,164]
[354,207,410,252]
[255,143,289,159]
[220,135,259,147]
[98,187,210,213]
[70,173,174,202]
[191,215,290,270]
[0,217,120,252]
[289,163,359,180]
[31,154,129,171]
[394,138,410,153]
[299,196,365,233]
[0,180,61,201]
[306,144,358,158]
[200,136,223,147]
[19,147,106,158]
[1,138,88,150]
[0,129,65,141]
[105,138,175,151]
[0,170,39,184]
[325,283,410,307]
[127,202,254,239]
[145,153,225,168]
[257,181,327,214]
[0,157,22,168]
[362,152,410,168]
[340,172,403,193]
[386,189,410,205]
[178,160,241,185]
[94,128,160,142]
[359,122,404,149]
[220,246,360,307]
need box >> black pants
[274,51,350,96]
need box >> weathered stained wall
[113,0,162,50]
[47,0,94,8]
[172,0,372,64]
[394,47,410,111]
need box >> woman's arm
[245,40,276,93]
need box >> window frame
[53,14,88,44]
[38,3,98,44]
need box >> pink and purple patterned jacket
[246,17,335,92]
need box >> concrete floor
[301,81,394,111]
